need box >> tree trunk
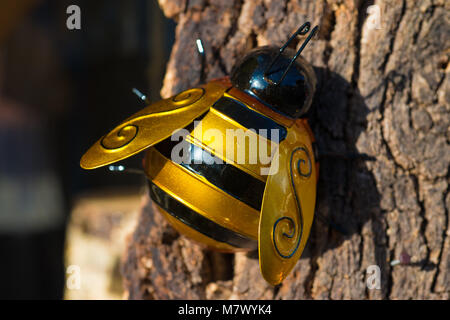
[121,0,449,299]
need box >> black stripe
[154,138,265,211]
[148,181,257,249]
[212,97,287,141]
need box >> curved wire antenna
[264,22,319,85]
[196,38,206,84]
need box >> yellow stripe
[144,147,260,239]
[187,110,275,182]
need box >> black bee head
[230,45,316,119]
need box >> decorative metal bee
[80,22,319,285]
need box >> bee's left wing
[258,122,317,285]
[80,81,228,169]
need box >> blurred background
[0,0,175,299]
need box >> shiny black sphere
[230,46,316,119]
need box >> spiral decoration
[272,145,312,259]
[101,124,138,150]
[273,216,299,259]
[100,88,205,151]
[296,146,312,178]
[171,88,204,105]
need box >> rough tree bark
[122,0,449,299]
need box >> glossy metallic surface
[212,96,287,141]
[154,137,266,210]
[80,70,319,285]
[144,146,260,240]
[148,181,257,249]
[187,92,276,181]
[80,80,228,169]
[230,46,316,119]
[259,119,317,285]
[156,205,244,252]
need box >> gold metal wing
[80,81,228,169]
[258,121,317,285]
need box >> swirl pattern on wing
[101,125,138,150]
[172,88,204,105]
[100,88,205,150]
[272,146,311,259]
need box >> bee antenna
[196,38,206,84]
[264,22,319,85]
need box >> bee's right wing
[80,81,229,169]
[258,122,317,285]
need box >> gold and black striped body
[144,78,317,252]
[79,22,321,283]
[80,76,319,283]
